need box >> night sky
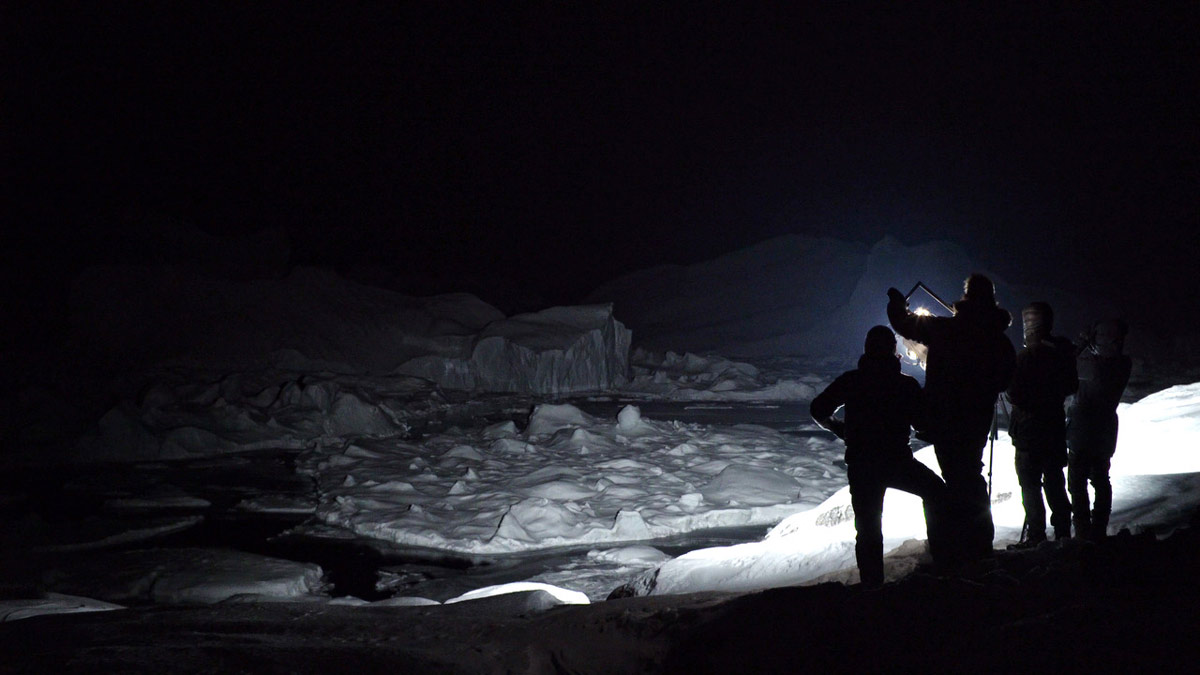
[6,4,1198,332]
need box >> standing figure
[887,274,1016,564]
[1068,319,1131,541]
[811,325,945,587]
[1007,302,1078,544]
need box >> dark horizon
[6,4,1199,334]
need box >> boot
[1072,517,1091,541]
[1091,512,1110,542]
[1008,529,1046,550]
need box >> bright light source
[895,307,934,370]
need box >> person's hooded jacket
[1008,334,1078,451]
[810,352,924,466]
[887,295,1016,445]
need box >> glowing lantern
[899,307,933,369]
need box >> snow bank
[70,266,629,394]
[1111,383,1200,476]
[445,581,589,606]
[298,402,845,554]
[615,444,952,596]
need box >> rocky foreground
[3,513,1199,674]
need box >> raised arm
[1057,338,1080,398]
[886,287,936,344]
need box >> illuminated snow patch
[445,582,589,606]
[1112,383,1200,476]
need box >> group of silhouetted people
[812,274,1131,587]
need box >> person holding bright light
[811,325,946,588]
[887,274,1016,566]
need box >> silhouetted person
[1068,318,1131,541]
[887,274,1015,564]
[1007,302,1078,545]
[811,325,946,587]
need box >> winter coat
[887,297,1016,445]
[1007,335,1079,453]
[1068,352,1132,455]
[810,353,924,466]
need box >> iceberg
[397,304,630,394]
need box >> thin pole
[988,400,998,499]
[989,394,1010,499]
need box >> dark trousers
[1015,449,1072,539]
[1068,451,1112,538]
[932,439,994,563]
[849,458,946,587]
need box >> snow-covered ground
[7,377,1200,618]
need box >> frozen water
[296,401,842,554]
